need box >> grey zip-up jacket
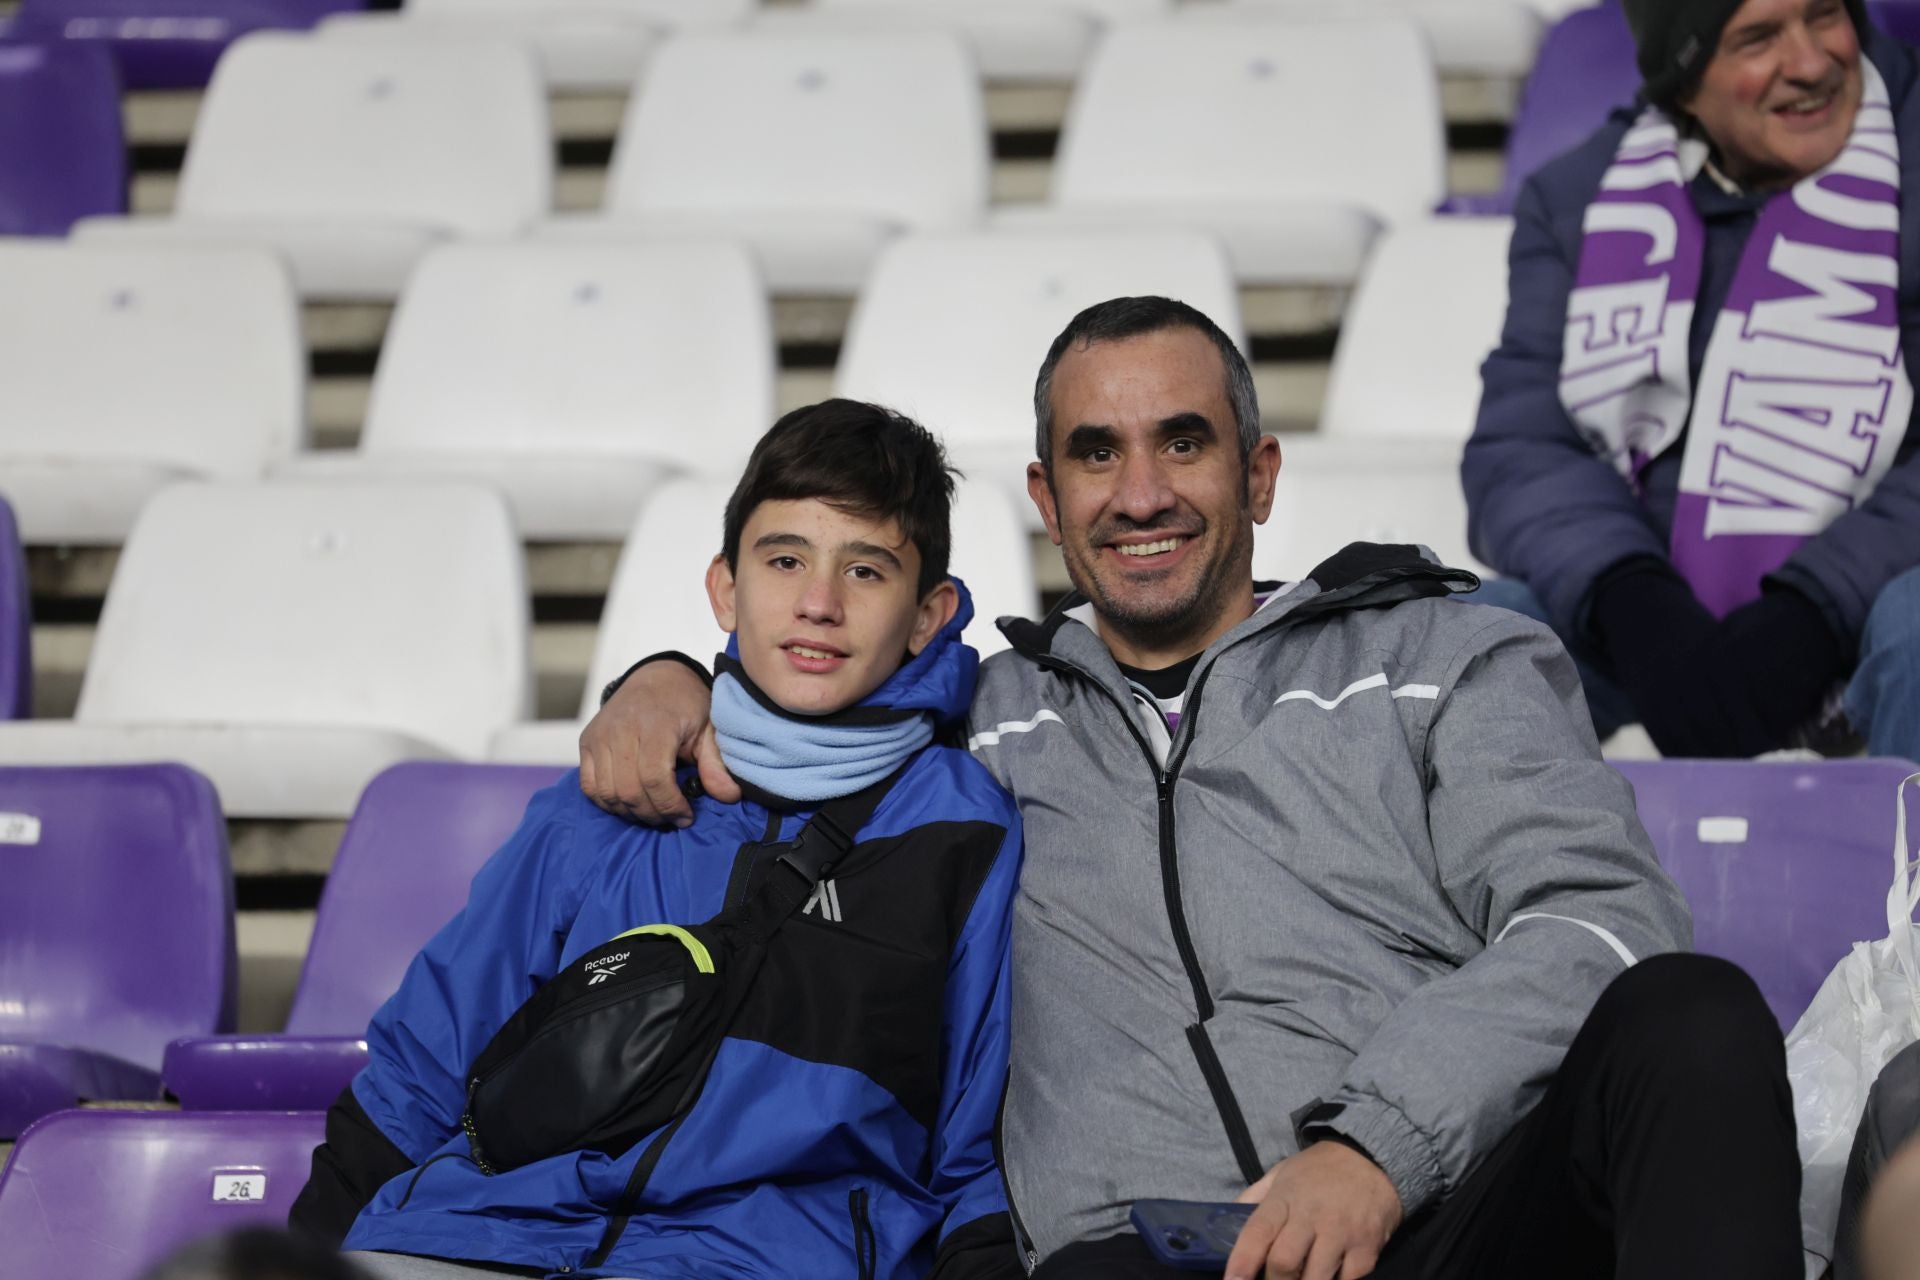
[966,544,1692,1265]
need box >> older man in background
[1464,0,1920,759]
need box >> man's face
[1682,0,1861,189]
[707,498,957,716]
[1027,328,1279,659]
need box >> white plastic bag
[1786,771,1920,1277]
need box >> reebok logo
[584,952,630,986]
[800,879,843,923]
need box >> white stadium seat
[543,30,988,295]
[318,9,661,93]
[74,33,550,301]
[614,0,755,24]
[994,18,1446,287]
[490,472,1037,762]
[949,475,1040,655]
[1522,0,1598,17]
[318,0,751,92]
[492,477,737,763]
[1319,217,1513,443]
[0,242,303,545]
[0,483,531,818]
[752,0,1173,82]
[1197,1,1545,78]
[1251,436,1485,581]
[284,240,775,540]
[835,229,1243,526]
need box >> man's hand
[1224,1141,1402,1280]
[578,660,737,826]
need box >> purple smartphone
[1128,1199,1255,1271]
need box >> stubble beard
[1067,515,1255,660]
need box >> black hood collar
[998,542,1480,663]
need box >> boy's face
[707,498,958,716]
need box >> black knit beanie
[1622,0,1869,110]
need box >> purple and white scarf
[1560,63,1912,616]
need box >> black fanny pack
[459,772,898,1175]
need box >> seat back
[0,764,234,1068]
[1053,19,1445,226]
[618,0,753,20]
[364,241,774,466]
[0,39,125,235]
[1320,217,1513,441]
[0,242,304,480]
[177,32,549,233]
[580,478,739,717]
[1200,0,1545,77]
[0,1109,324,1280]
[288,761,566,1033]
[0,496,27,720]
[1250,437,1485,580]
[1870,1,1920,44]
[17,0,362,89]
[836,229,1243,454]
[77,482,531,758]
[608,29,987,230]
[1616,759,1920,1030]
[409,0,747,18]
[949,478,1038,658]
[1496,3,1639,211]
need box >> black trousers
[1036,953,1802,1280]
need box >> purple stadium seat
[1874,0,1920,45]
[0,496,27,720]
[0,764,234,1137]
[0,38,125,235]
[1497,2,1640,212]
[0,1108,324,1280]
[165,761,565,1110]
[12,0,361,89]
[1616,758,1920,1031]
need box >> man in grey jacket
[581,298,1801,1280]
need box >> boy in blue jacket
[291,400,1024,1280]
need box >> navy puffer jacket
[1462,26,1920,647]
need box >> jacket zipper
[1038,657,1267,1184]
[848,1187,877,1280]
[1010,569,1469,1194]
[992,1094,1041,1273]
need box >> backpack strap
[736,766,904,946]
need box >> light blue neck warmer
[708,579,979,805]
[710,671,932,803]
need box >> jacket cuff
[930,1211,1026,1280]
[600,650,714,707]
[1300,1092,1445,1217]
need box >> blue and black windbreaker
[299,605,1023,1280]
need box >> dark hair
[139,1228,372,1280]
[722,398,958,598]
[1032,296,1261,469]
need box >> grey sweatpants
[1832,1040,1920,1280]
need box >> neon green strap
[612,924,715,974]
